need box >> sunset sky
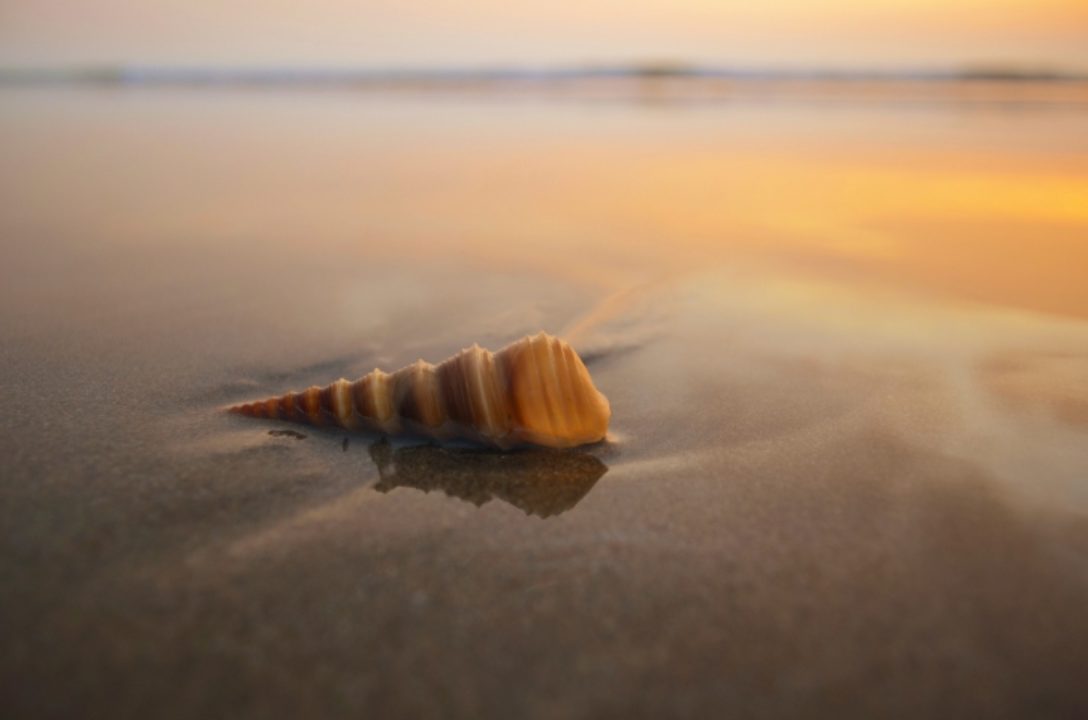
[1,0,1087,70]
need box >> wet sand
[2,82,1087,718]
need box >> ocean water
[2,80,1087,718]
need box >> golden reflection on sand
[470,148,1088,319]
[6,90,1085,322]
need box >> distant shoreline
[2,64,1086,87]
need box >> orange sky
[1,0,1086,69]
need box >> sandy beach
[2,81,1087,717]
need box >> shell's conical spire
[229,332,611,449]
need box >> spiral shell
[229,332,611,449]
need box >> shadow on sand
[368,440,608,518]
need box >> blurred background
[2,0,1087,71]
[2,3,1087,719]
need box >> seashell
[229,332,611,449]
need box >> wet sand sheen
[1,83,1087,718]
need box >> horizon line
[2,62,1087,86]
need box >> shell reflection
[369,441,607,518]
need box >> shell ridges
[229,333,610,449]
